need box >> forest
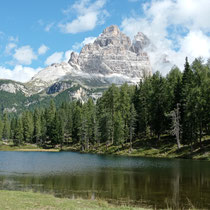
[0,58,209,152]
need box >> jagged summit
[0,25,154,112]
[29,25,152,93]
[68,25,152,77]
[102,25,120,36]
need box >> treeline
[0,58,209,150]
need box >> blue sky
[1,0,210,82]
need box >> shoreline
[1,138,210,161]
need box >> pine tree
[50,112,64,147]
[102,84,120,144]
[128,103,136,151]
[149,72,167,142]
[166,67,182,110]
[119,83,132,141]
[133,79,150,138]
[10,117,16,140]
[2,113,10,140]
[22,111,34,143]
[33,108,42,145]
[14,117,24,145]
[46,100,56,141]
[181,57,195,146]
[113,111,124,146]
[72,102,82,144]
[0,117,3,141]
[40,110,47,145]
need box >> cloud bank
[121,0,210,75]
[59,0,108,34]
[0,65,41,83]
[13,45,37,65]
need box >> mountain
[0,25,152,114]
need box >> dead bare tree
[170,103,181,149]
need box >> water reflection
[0,151,210,209]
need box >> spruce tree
[0,117,3,141]
[14,118,24,145]
[113,111,124,146]
[33,108,42,145]
[2,113,10,140]
[181,57,195,146]
[22,111,34,143]
[149,72,167,142]
[128,103,136,151]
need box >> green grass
[0,190,147,210]
[65,136,210,161]
[0,142,59,152]
[1,136,210,160]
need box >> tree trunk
[158,133,160,141]
[199,123,202,149]
[129,130,133,152]
[176,132,181,149]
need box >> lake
[0,151,209,209]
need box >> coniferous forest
[0,58,210,152]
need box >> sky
[1,0,210,82]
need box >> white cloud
[59,0,108,34]
[121,0,210,74]
[73,36,97,50]
[8,36,19,42]
[38,44,49,55]
[13,45,37,65]
[5,43,17,54]
[45,22,55,32]
[179,31,210,59]
[0,65,41,82]
[45,52,64,66]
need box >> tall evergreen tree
[113,111,124,146]
[149,72,167,141]
[22,111,34,143]
[2,113,10,140]
[14,117,24,145]
[33,108,42,145]
[128,103,136,151]
[181,57,195,146]
[0,117,3,141]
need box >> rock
[68,52,79,64]
[0,83,27,94]
[28,25,153,95]
[47,82,73,94]
[75,25,152,78]
[131,32,151,54]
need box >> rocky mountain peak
[69,52,79,64]
[76,25,152,77]
[102,25,120,37]
[131,32,151,54]
[29,25,152,94]
[92,25,131,50]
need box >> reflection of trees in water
[0,162,210,209]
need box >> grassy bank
[1,136,210,160]
[0,142,59,152]
[0,190,146,210]
[65,136,210,161]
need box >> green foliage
[0,117,3,140]
[2,113,10,140]
[13,117,24,145]
[3,58,210,151]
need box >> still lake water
[0,151,209,209]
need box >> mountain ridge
[0,25,153,113]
